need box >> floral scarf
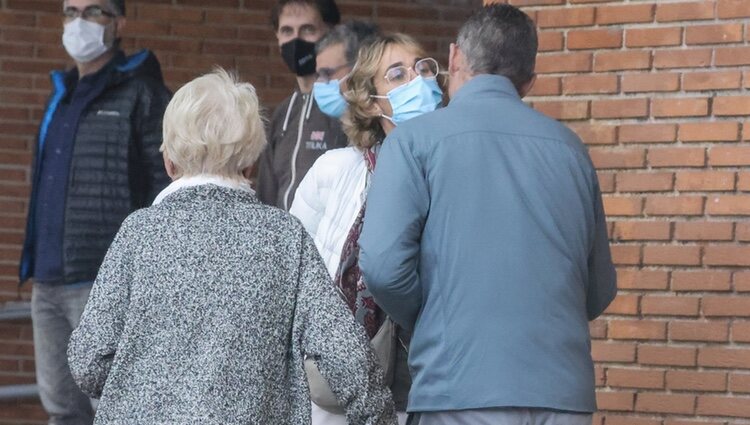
[333,147,383,338]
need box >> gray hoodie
[256,91,348,210]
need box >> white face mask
[62,18,111,63]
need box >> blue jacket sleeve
[359,135,430,330]
[586,179,617,320]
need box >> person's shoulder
[113,50,170,95]
[269,92,299,122]
[315,146,361,168]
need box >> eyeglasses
[63,5,117,21]
[316,63,352,84]
[384,58,439,86]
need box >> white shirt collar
[152,174,255,205]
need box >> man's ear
[518,74,537,98]
[448,42,459,75]
[115,16,127,35]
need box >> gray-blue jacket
[359,74,617,414]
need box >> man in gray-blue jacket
[359,4,617,425]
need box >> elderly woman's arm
[67,217,134,398]
[294,230,398,425]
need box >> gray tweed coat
[67,184,397,425]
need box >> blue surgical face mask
[372,76,443,124]
[313,79,347,119]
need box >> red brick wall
[497,0,750,423]
[0,0,476,422]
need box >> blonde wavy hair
[161,68,267,181]
[342,33,427,150]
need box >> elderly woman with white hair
[67,69,397,425]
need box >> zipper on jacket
[283,93,312,210]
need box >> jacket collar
[449,74,521,106]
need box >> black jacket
[19,50,171,284]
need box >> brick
[669,320,730,341]
[715,46,750,66]
[591,341,636,363]
[666,370,727,392]
[599,172,616,193]
[643,245,701,266]
[656,2,716,22]
[596,4,655,25]
[714,96,750,116]
[590,319,607,339]
[635,393,696,414]
[596,391,635,412]
[703,296,750,317]
[590,148,646,169]
[536,53,593,73]
[568,29,623,50]
[733,321,750,341]
[592,99,649,119]
[626,27,683,48]
[595,51,652,71]
[654,48,712,69]
[622,73,680,93]
[652,98,709,118]
[709,146,750,166]
[536,7,595,28]
[568,123,617,146]
[611,245,642,266]
[729,372,750,393]
[527,76,561,96]
[699,347,750,368]
[562,75,618,95]
[534,101,590,120]
[617,269,669,291]
[674,221,734,241]
[738,172,750,191]
[605,294,640,315]
[609,319,667,341]
[642,296,700,317]
[718,0,750,18]
[675,171,736,191]
[696,395,750,417]
[638,345,696,366]
[538,31,564,52]
[607,368,665,389]
[683,70,743,91]
[605,416,660,425]
[620,124,677,144]
[617,173,674,193]
[738,272,750,292]
[706,195,750,215]
[603,197,643,216]
[648,147,705,168]
[644,196,705,216]
[705,245,750,266]
[686,24,744,45]
[679,122,740,142]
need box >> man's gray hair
[316,20,379,64]
[456,4,537,89]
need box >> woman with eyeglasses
[290,33,445,425]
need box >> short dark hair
[108,0,125,16]
[63,0,124,16]
[316,20,380,64]
[270,0,340,31]
[456,4,538,89]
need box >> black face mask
[281,38,317,77]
